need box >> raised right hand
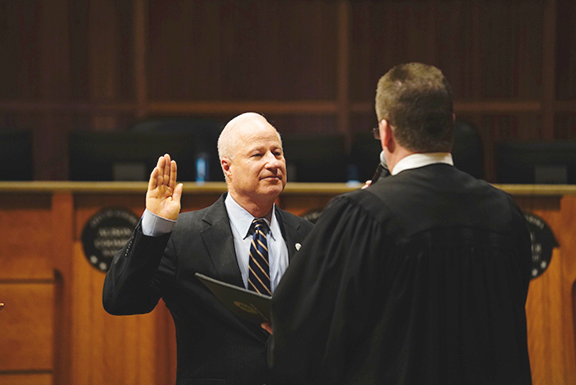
[146,154,183,220]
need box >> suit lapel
[275,208,302,261]
[200,195,244,288]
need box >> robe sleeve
[270,191,389,384]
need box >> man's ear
[380,119,394,152]
[221,157,232,179]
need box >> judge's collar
[391,153,453,176]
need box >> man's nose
[264,152,283,168]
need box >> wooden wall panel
[38,0,72,100]
[0,374,52,385]
[0,194,53,280]
[51,192,74,385]
[70,242,160,385]
[556,114,576,140]
[0,282,54,371]
[87,0,135,102]
[68,0,136,102]
[349,0,544,102]
[71,194,158,385]
[350,1,439,102]
[436,1,483,101]
[266,115,339,135]
[556,0,576,100]
[147,0,339,101]
[476,0,543,99]
[517,195,576,384]
[350,113,376,135]
[35,113,75,180]
[0,0,42,99]
[0,0,575,179]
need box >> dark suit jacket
[103,194,314,385]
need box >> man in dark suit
[103,112,313,385]
[268,63,533,384]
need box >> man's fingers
[149,155,176,192]
[172,183,184,204]
[162,154,171,186]
[261,322,273,334]
[155,155,166,185]
[169,160,178,188]
[148,166,159,191]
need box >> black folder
[195,273,271,323]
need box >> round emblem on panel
[81,207,139,272]
[523,212,558,279]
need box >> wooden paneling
[0,194,53,280]
[349,1,440,102]
[349,0,544,102]
[0,0,42,99]
[0,374,52,385]
[516,195,576,384]
[67,0,135,102]
[556,114,576,140]
[0,282,54,371]
[38,0,71,100]
[556,0,576,100]
[70,242,160,385]
[50,192,74,385]
[147,0,339,101]
[0,0,575,181]
[476,0,543,99]
[265,114,339,135]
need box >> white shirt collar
[224,194,278,241]
[391,152,454,175]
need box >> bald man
[103,113,314,385]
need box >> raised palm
[146,154,183,220]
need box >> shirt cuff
[141,209,176,236]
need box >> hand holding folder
[195,273,271,323]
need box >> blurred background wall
[0,0,575,183]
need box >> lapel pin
[295,243,301,251]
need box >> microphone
[371,151,390,184]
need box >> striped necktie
[248,218,271,295]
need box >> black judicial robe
[270,164,532,385]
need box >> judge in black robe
[268,63,533,385]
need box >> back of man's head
[375,63,454,153]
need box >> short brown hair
[375,63,454,152]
